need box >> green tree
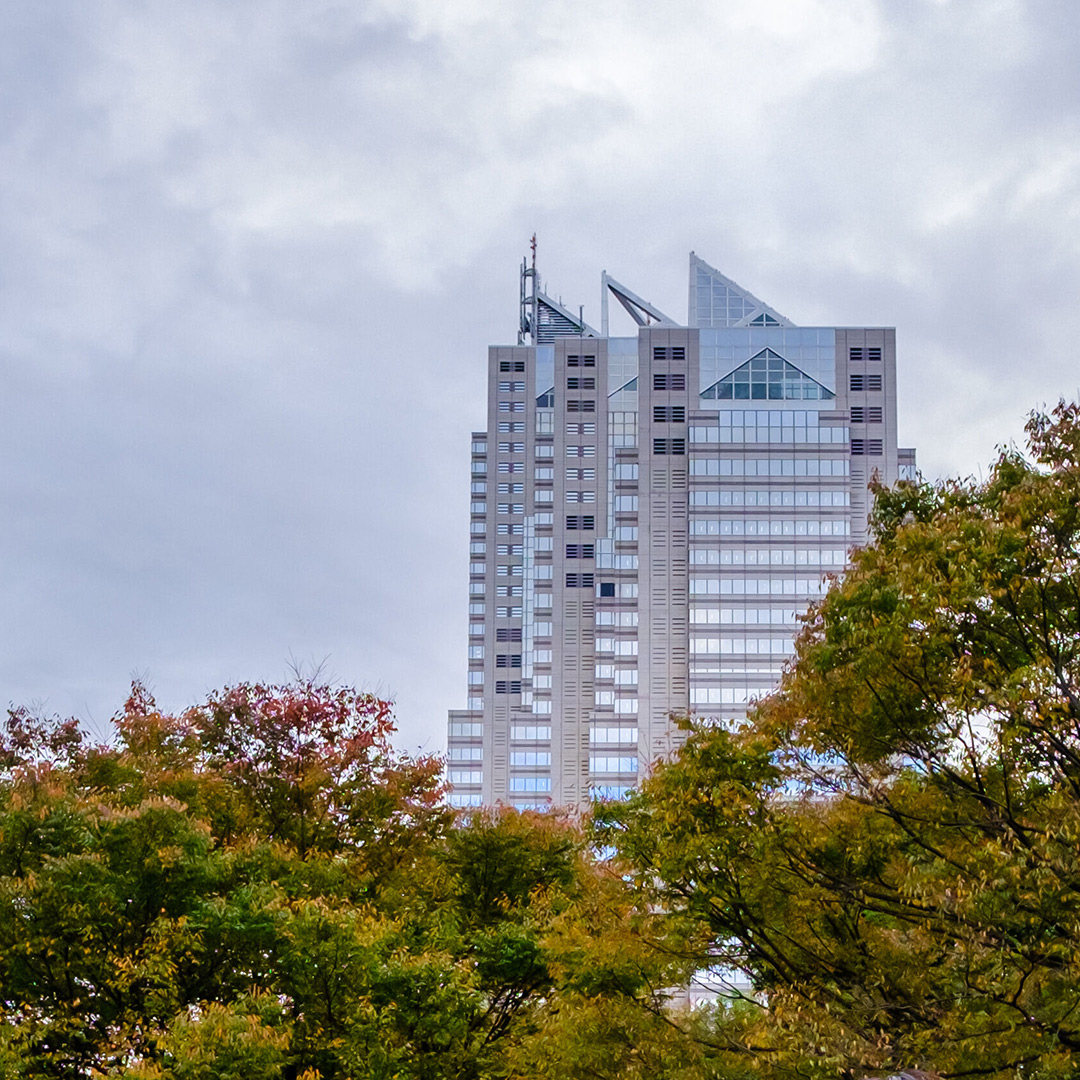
[589,401,1080,1080]
[0,679,592,1080]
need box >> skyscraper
[447,252,915,809]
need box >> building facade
[447,253,915,809]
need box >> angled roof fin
[600,272,679,334]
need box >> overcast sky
[2,0,1079,751]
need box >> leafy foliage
[0,680,590,1079]
[588,401,1080,1080]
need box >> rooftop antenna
[518,233,539,345]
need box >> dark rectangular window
[653,438,686,455]
[496,628,523,642]
[567,376,596,390]
[867,347,882,362]
[653,373,686,390]
[867,439,883,455]
[652,346,686,361]
[653,406,686,423]
[566,544,595,558]
[566,515,596,530]
[567,400,596,413]
[495,680,522,694]
[851,439,865,455]
[567,355,596,367]
[850,374,881,392]
[599,582,616,597]
[849,347,864,363]
[495,654,522,668]
[565,573,595,588]
[499,360,526,372]
[853,406,884,423]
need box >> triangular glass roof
[689,253,793,328]
[700,349,834,401]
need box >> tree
[590,401,1080,1080]
[0,679,593,1079]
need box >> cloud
[1,0,1079,748]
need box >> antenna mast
[518,233,539,345]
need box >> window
[496,585,523,597]
[498,381,526,392]
[498,401,526,412]
[450,747,483,761]
[535,390,554,407]
[701,349,834,401]
[496,654,521,668]
[471,461,486,474]
[566,490,597,503]
[471,502,486,514]
[535,444,553,458]
[536,412,554,434]
[535,467,554,480]
[470,521,486,534]
[498,421,525,433]
[496,544,522,556]
[449,770,483,785]
[850,373,883,392]
[614,495,639,511]
[498,441,524,453]
[471,440,487,454]
[467,671,484,684]
[652,346,685,361]
[849,346,882,362]
[851,438,884,456]
[511,725,551,740]
[613,463,638,479]
[851,405,883,423]
[566,573,595,588]
[496,504,523,516]
[509,776,551,792]
[599,582,616,597]
[510,751,552,766]
[469,541,486,554]
[470,481,487,495]
[496,628,522,642]
[567,399,596,413]
[566,468,596,480]
[653,373,686,390]
[497,462,523,473]
[566,515,595,530]
[590,727,637,744]
[566,445,596,457]
[653,406,686,423]
[534,649,552,663]
[449,721,484,737]
[535,536,553,551]
[567,422,596,435]
[653,438,685,455]
[497,482,524,494]
[590,755,638,773]
[497,523,524,535]
[495,680,522,694]
[613,526,638,540]
[499,360,525,372]
[566,544,595,558]
[566,354,596,367]
[567,376,596,390]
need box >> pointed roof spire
[688,253,793,328]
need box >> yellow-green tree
[586,401,1080,1080]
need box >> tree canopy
[0,679,593,1079]
[577,400,1080,1080]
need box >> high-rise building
[447,252,915,809]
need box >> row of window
[850,406,883,423]
[567,376,595,389]
[690,687,775,704]
[596,611,639,626]
[653,406,686,423]
[592,727,638,743]
[685,518,850,536]
[690,637,795,655]
[689,489,849,507]
[690,607,796,624]
[690,458,850,477]
[591,756,638,773]
[685,544,848,565]
[653,373,686,390]
[685,574,829,594]
[689,425,849,445]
